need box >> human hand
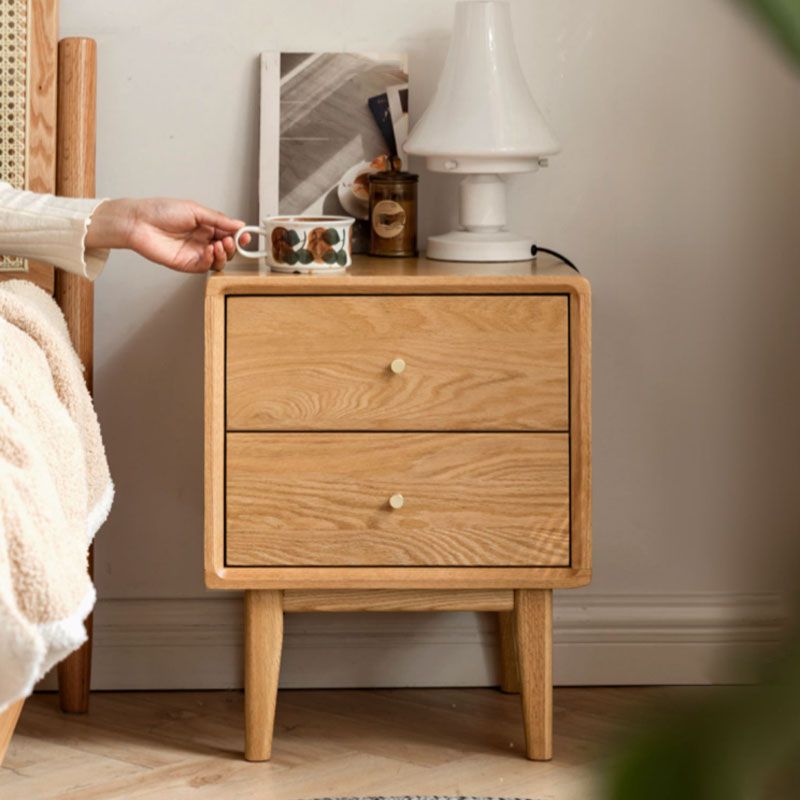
[86,197,251,272]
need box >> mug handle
[234,225,269,259]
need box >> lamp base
[426,229,533,262]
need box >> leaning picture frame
[259,51,409,254]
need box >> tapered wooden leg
[0,699,24,766]
[513,589,553,760]
[58,544,93,713]
[244,590,283,761]
[497,611,520,693]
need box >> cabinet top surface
[207,253,588,296]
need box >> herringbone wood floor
[0,687,721,800]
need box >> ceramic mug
[234,215,355,273]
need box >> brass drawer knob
[389,358,406,374]
[389,493,405,510]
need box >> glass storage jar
[368,169,418,257]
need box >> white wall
[58,0,800,688]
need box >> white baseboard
[40,592,786,690]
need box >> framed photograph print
[260,51,409,252]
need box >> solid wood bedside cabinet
[205,254,591,762]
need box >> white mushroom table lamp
[405,0,560,262]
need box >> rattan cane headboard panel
[0,1,28,224]
[0,0,57,291]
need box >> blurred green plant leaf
[739,0,800,65]
[606,632,800,800]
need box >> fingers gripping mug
[235,215,355,273]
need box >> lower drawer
[225,433,570,567]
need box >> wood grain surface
[244,590,283,761]
[204,292,227,589]
[570,276,592,572]
[282,589,514,612]
[226,295,568,431]
[22,0,58,291]
[226,433,570,567]
[54,37,96,380]
[207,252,586,295]
[515,589,553,760]
[497,610,521,693]
[54,36,97,715]
[206,566,591,591]
[0,700,23,767]
[2,688,708,797]
[205,263,591,591]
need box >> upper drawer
[226,295,568,431]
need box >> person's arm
[0,182,249,279]
[86,198,248,274]
[0,181,110,279]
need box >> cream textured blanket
[0,280,113,712]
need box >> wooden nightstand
[205,254,591,761]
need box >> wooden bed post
[55,37,98,715]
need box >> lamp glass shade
[405,0,559,173]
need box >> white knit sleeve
[0,181,110,280]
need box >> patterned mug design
[271,226,349,267]
[235,215,355,273]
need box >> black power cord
[531,244,580,273]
